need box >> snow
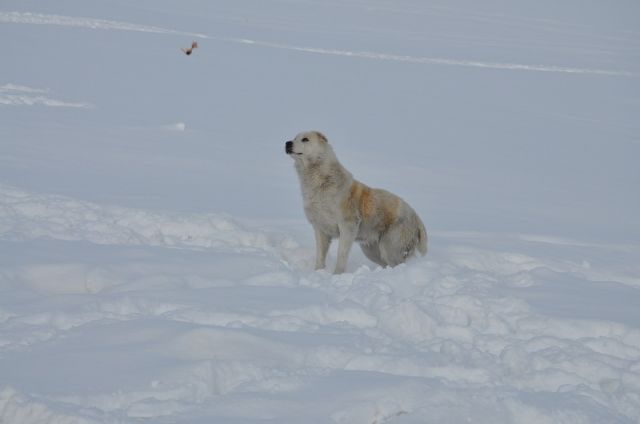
[1,0,640,422]
[0,84,92,108]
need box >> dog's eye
[301,137,309,142]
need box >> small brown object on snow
[182,41,198,56]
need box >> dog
[285,131,427,274]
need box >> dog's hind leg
[359,242,386,267]
[314,228,331,270]
[379,242,404,267]
[379,221,419,267]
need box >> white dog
[285,131,427,274]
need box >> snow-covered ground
[1,1,639,422]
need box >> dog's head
[285,131,329,162]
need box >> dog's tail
[416,215,428,256]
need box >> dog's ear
[315,132,328,143]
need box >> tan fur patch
[347,182,359,209]
[360,186,373,218]
[382,197,399,227]
[347,181,374,219]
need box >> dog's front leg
[314,228,331,270]
[334,223,357,274]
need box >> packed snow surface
[1,0,639,422]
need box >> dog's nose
[285,141,293,154]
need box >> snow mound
[162,122,186,131]
[0,184,290,253]
[0,387,99,424]
[0,83,91,108]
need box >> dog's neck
[294,149,352,196]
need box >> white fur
[286,131,427,274]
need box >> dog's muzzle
[285,141,293,154]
